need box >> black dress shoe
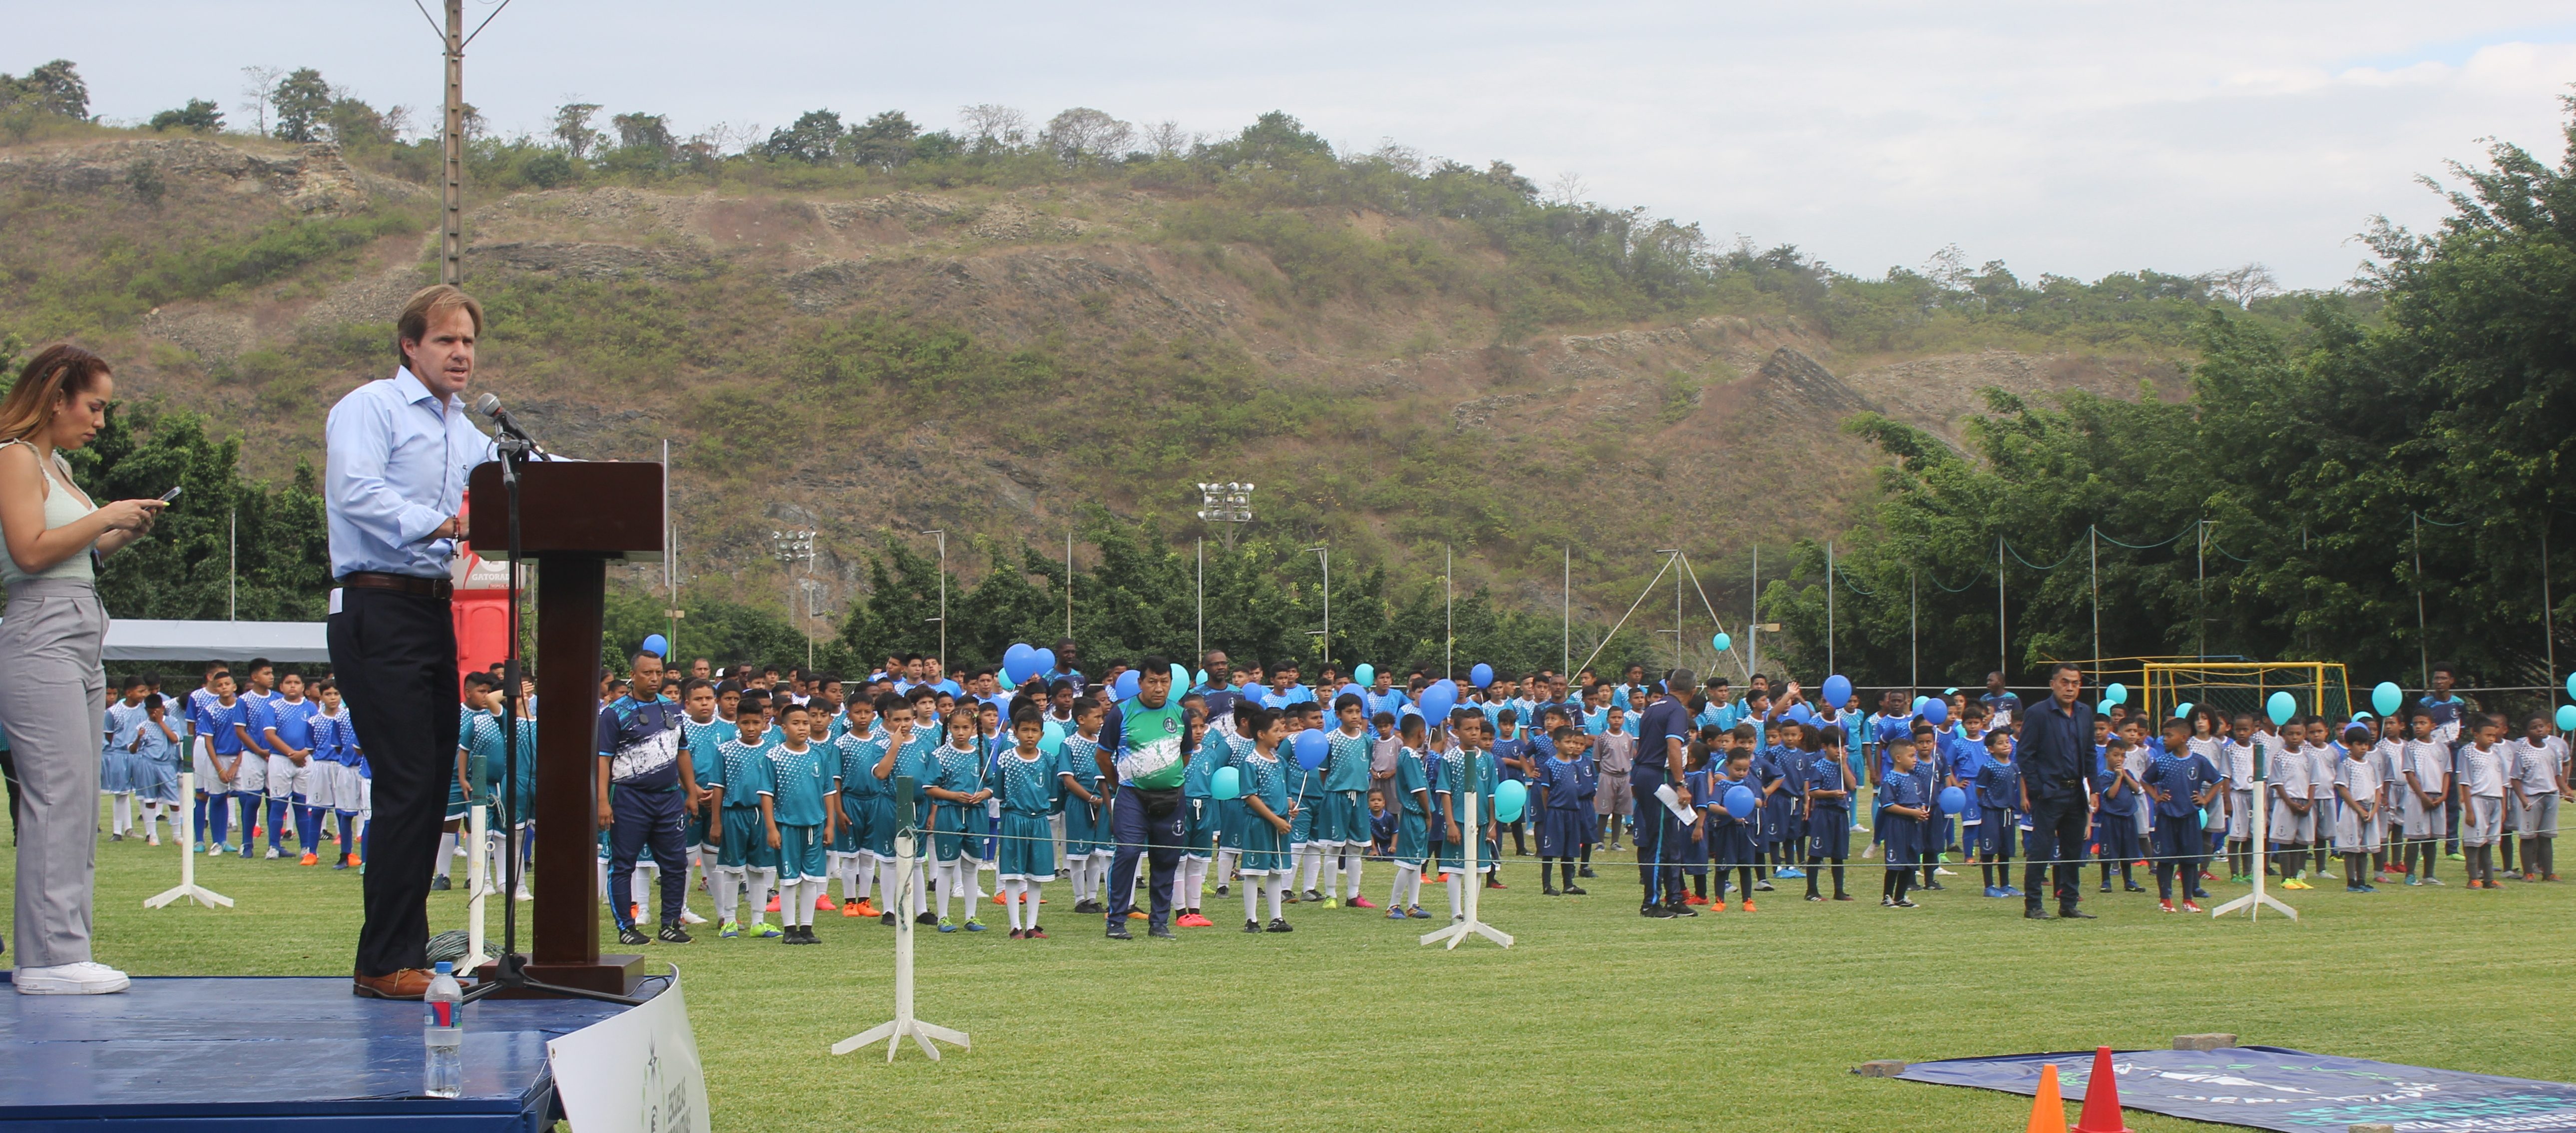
[1105,922,1133,940]
[2024,906,2053,920]
[2058,906,2097,920]
[1147,925,1176,940]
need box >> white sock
[960,860,985,911]
[634,862,659,911]
[876,859,898,912]
[936,862,956,920]
[1324,846,1343,896]
[1245,873,1264,922]
[111,793,132,834]
[596,857,610,900]
[1266,874,1288,920]
[718,867,743,924]
[142,803,163,838]
[1215,846,1238,882]
[436,832,456,879]
[1341,849,1364,898]
[750,869,777,923]
[1447,872,1465,919]
[1298,846,1322,891]
[1181,858,1205,910]
[806,879,827,926]
[1391,862,1415,909]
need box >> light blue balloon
[641,633,668,657]
[1353,663,1375,687]
[2096,699,2113,715]
[1038,720,1065,757]
[1713,632,1731,653]
[1031,648,1056,678]
[1822,674,1852,707]
[1114,670,1140,700]
[1470,663,1494,688]
[2266,690,2297,726]
[1492,780,1528,823]
[2371,681,2403,718]
[1195,668,1209,688]
[2557,705,2576,733]
[1724,785,1757,820]
[1211,766,1243,800]
[2173,701,2193,719]
[2105,682,2128,704]
[1171,663,1190,690]
[1337,682,1365,705]
[2567,673,2576,701]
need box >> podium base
[469,953,650,998]
[143,884,232,910]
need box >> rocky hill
[0,131,2188,625]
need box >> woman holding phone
[0,344,168,994]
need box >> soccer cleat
[1322,897,1341,910]
[1485,877,1506,889]
[1987,886,2007,899]
[1148,924,1176,939]
[993,892,1010,905]
[1891,899,1918,908]
[2157,899,2175,913]
[430,875,451,891]
[657,923,692,944]
[1215,884,1230,896]
[764,895,781,913]
[1177,912,1214,928]
[1776,867,1804,879]
[1880,897,1895,907]
[962,918,986,931]
[1752,880,1774,892]
[843,900,863,917]
[1009,928,1026,940]
[720,920,741,938]
[1806,894,1825,902]
[880,912,896,926]
[345,853,363,869]
[1348,896,1377,909]
[937,918,958,933]
[2180,899,2203,913]
[1833,893,1855,901]
[1643,903,1675,918]
[752,922,783,938]
[1667,902,1699,917]
[2447,851,2464,861]
[1265,918,1293,933]
[679,909,708,925]
[1685,893,1710,906]
[618,925,651,946]
[1026,926,1047,939]
[1106,923,1133,940]
[1406,905,1431,918]
[1711,900,1727,912]
[1543,887,1560,896]
[850,900,876,918]
[146,834,161,848]
[1579,865,1596,878]
[816,894,837,911]
[266,847,282,859]
[299,852,319,866]
[1564,884,1586,895]
[1387,907,1408,919]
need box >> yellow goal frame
[2140,660,2351,725]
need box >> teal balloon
[2371,681,2403,718]
[1353,663,1374,687]
[2105,682,2128,704]
[1038,720,1066,757]
[2173,701,2193,719]
[1713,632,1731,653]
[1195,669,1209,688]
[1211,766,1243,801]
[2266,690,2297,725]
[2567,673,2576,700]
[2557,705,2576,733]
[2096,699,2113,715]
[1492,780,1528,823]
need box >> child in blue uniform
[1908,722,1946,891]
[994,709,1061,938]
[1879,736,1929,907]
[1677,746,1715,907]
[1708,733,1760,911]
[1972,729,2021,898]
[1383,714,1436,919]
[1436,713,1500,922]
[1803,732,1856,901]
[2092,736,2146,893]
[762,702,838,944]
[1236,705,1296,933]
[1535,726,1593,895]
[708,707,783,938]
[128,693,184,846]
[2145,719,2222,912]
[1490,707,1531,861]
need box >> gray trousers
[0,578,107,969]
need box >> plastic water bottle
[424,961,464,1099]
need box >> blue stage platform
[0,975,631,1132]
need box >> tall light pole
[771,528,815,669]
[921,530,947,677]
[1306,545,1330,670]
[1444,544,1454,679]
[1657,549,1682,671]
[1196,482,1255,661]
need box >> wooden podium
[467,459,663,996]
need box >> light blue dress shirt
[324,368,493,579]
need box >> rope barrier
[2004,541,2079,571]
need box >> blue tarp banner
[1897,1046,2576,1132]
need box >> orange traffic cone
[2073,1046,2134,1133]
[2026,1063,2068,1133]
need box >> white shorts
[2402,795,2444,840]
[308,762,360,812]
[2462,795,2504,847]
[267,754,311,798]
[2266,798,2312,845]
[229,750,266,795]
[2518,794,2560,839]
[2226,789,2255,840]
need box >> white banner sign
[546,977,709,1133]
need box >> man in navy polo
[2016,662,2098,920]
[1630,669,1696,918]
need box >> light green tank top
[0,439,96,585]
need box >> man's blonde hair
[394,284,484,365]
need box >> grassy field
[16,801,2575,1132]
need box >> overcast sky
[22,2,2576,288]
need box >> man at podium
[323,284,494,1000]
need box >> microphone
[472,393,544,455]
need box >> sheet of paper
[1654,784,1699,826]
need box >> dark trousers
[608,787,688,927]
[1106,785,1184,931]
[2022,794,2090,911]
[329,586,458,979]
[1630,767,1682,904]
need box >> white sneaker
[265,847,282,860]
[678,908,708,925]
[15,961,130,995]
[1934,866,1957,876]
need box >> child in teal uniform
[1383,713,1436,918]
[1055,699,1110,913]
[1321,693,1378,909]
[835,694,891,919]
[678,680,729,918]
[874,697,942,926]
[925,705,990,932]
[708,706,783,938]
[762,702,838,944]
[1436,713,1501,922]
[994,709,1061,939]
[1177,711,1222,927]
[1235,706,1297,933]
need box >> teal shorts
[931,805,978,864]
[1323,789,1371,845]
[777,823,825,881]
[1184,795,1217,857]
[995,811,1056,880]
[716,807,777,870]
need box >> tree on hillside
[1043,107,1132,166]
[552,102,603,161]
[760,109,844,164]
[269,67,333,142]
[325,96,400,147]
[845,110,918,171]
[1209,110,1332,167]
[959,103,1029,150]
[611,111,676,156]
[149,98,225,133]
[236,65,282,136]
[0,59,90,120]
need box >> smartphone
[158,487,182,503]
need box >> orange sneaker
[1685,893,1710,906]
[298,852,320,866]
[842,900,863,917]
[1740,900,1757,913]
[764,895,781,913]
[1711,900,1727,912]
[993,891,1011,905]
[1126,908,1148,920]
[1176,912,1214,928]
[815,894,837,911]
[853,899,881,918]
[345,853,363,868]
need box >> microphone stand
[465,433,645,1006]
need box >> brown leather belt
[338,571,453,600]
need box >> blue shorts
[1970,806,2018,855]
[1807,809,1851,858]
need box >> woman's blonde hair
[0,344,112,443]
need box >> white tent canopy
[87,619,331,663]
